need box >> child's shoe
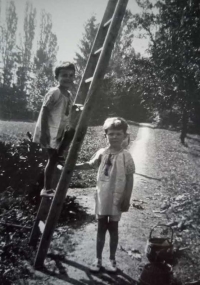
[58,156,65,166]
[89,258,102,272]
[105,259,117,273]
[40,189,56,197]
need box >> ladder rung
[103,17,113,28]
[94,47,103,55]
[85,77,93,83]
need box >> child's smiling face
[57,69,75,88]
[106,128,126,149]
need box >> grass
[0,120,35,144]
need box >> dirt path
[28,125,169,285]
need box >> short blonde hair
[103,117,128,134]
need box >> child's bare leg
[108,221,119,260]
[44,149,58,190]
[96,216,108,259]
[57,129,75,159]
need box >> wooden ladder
[30,0,129,269]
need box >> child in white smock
[75,117,135,272]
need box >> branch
[0,222,31,230]
[185,281,200,285]
[143,25,156,48]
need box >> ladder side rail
[29,197,52,247]
[86,0,129,86]
[34,0,129,268]
[75,0,118,104]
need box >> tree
[1,0,17,86]
[0,2,58,120]
[0,1,23,120]
[111,55,157,122]
[109,11,137,76]
[16,2,36,93]
[74,15,98,85]
[106,10,155,121]
[29,10,58,115]
[74,12,150,124]
[133,0,200,141]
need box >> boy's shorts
[96,214,121,222]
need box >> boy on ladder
[33,62,82,197]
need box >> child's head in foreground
[103,117,129,149]
[54,62,75,88]
[103,117,128,134]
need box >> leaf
[132,203,144,210]
[128,249,142,261]
[175,194,189,201]
[19,156,27,160]
[175,237,183,242]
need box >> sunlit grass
[0,120,36,144]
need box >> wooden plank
[94,47,103,55]
[0,222,31,230]
[29,197,52,247]
[85,76,93,83]
[103,17,113,27]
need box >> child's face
[106,128,126,148]
[57,69,75,88]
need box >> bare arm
[75,150,102,171]
[58,161,93,171]
[75,162,93,171]
[40,106,50,147]
[121,174,134,212]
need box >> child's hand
[120,200,130,212]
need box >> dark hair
[54,62,75,79]
[103,117,128,134]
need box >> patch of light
[130,127,150,173]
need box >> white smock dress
[89,147,135,217]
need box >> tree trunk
[180,107,189,144]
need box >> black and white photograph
[0,0,200,284]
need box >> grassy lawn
[0,120,36,144]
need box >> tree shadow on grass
[135,172,162,181]
[167,149,200,157]
[187,135,200,143]
[43,254,137,285]
[58,197,95,229]
[153,125,180,132]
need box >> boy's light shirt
[89,147,135,216]
[33,86,74,149]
